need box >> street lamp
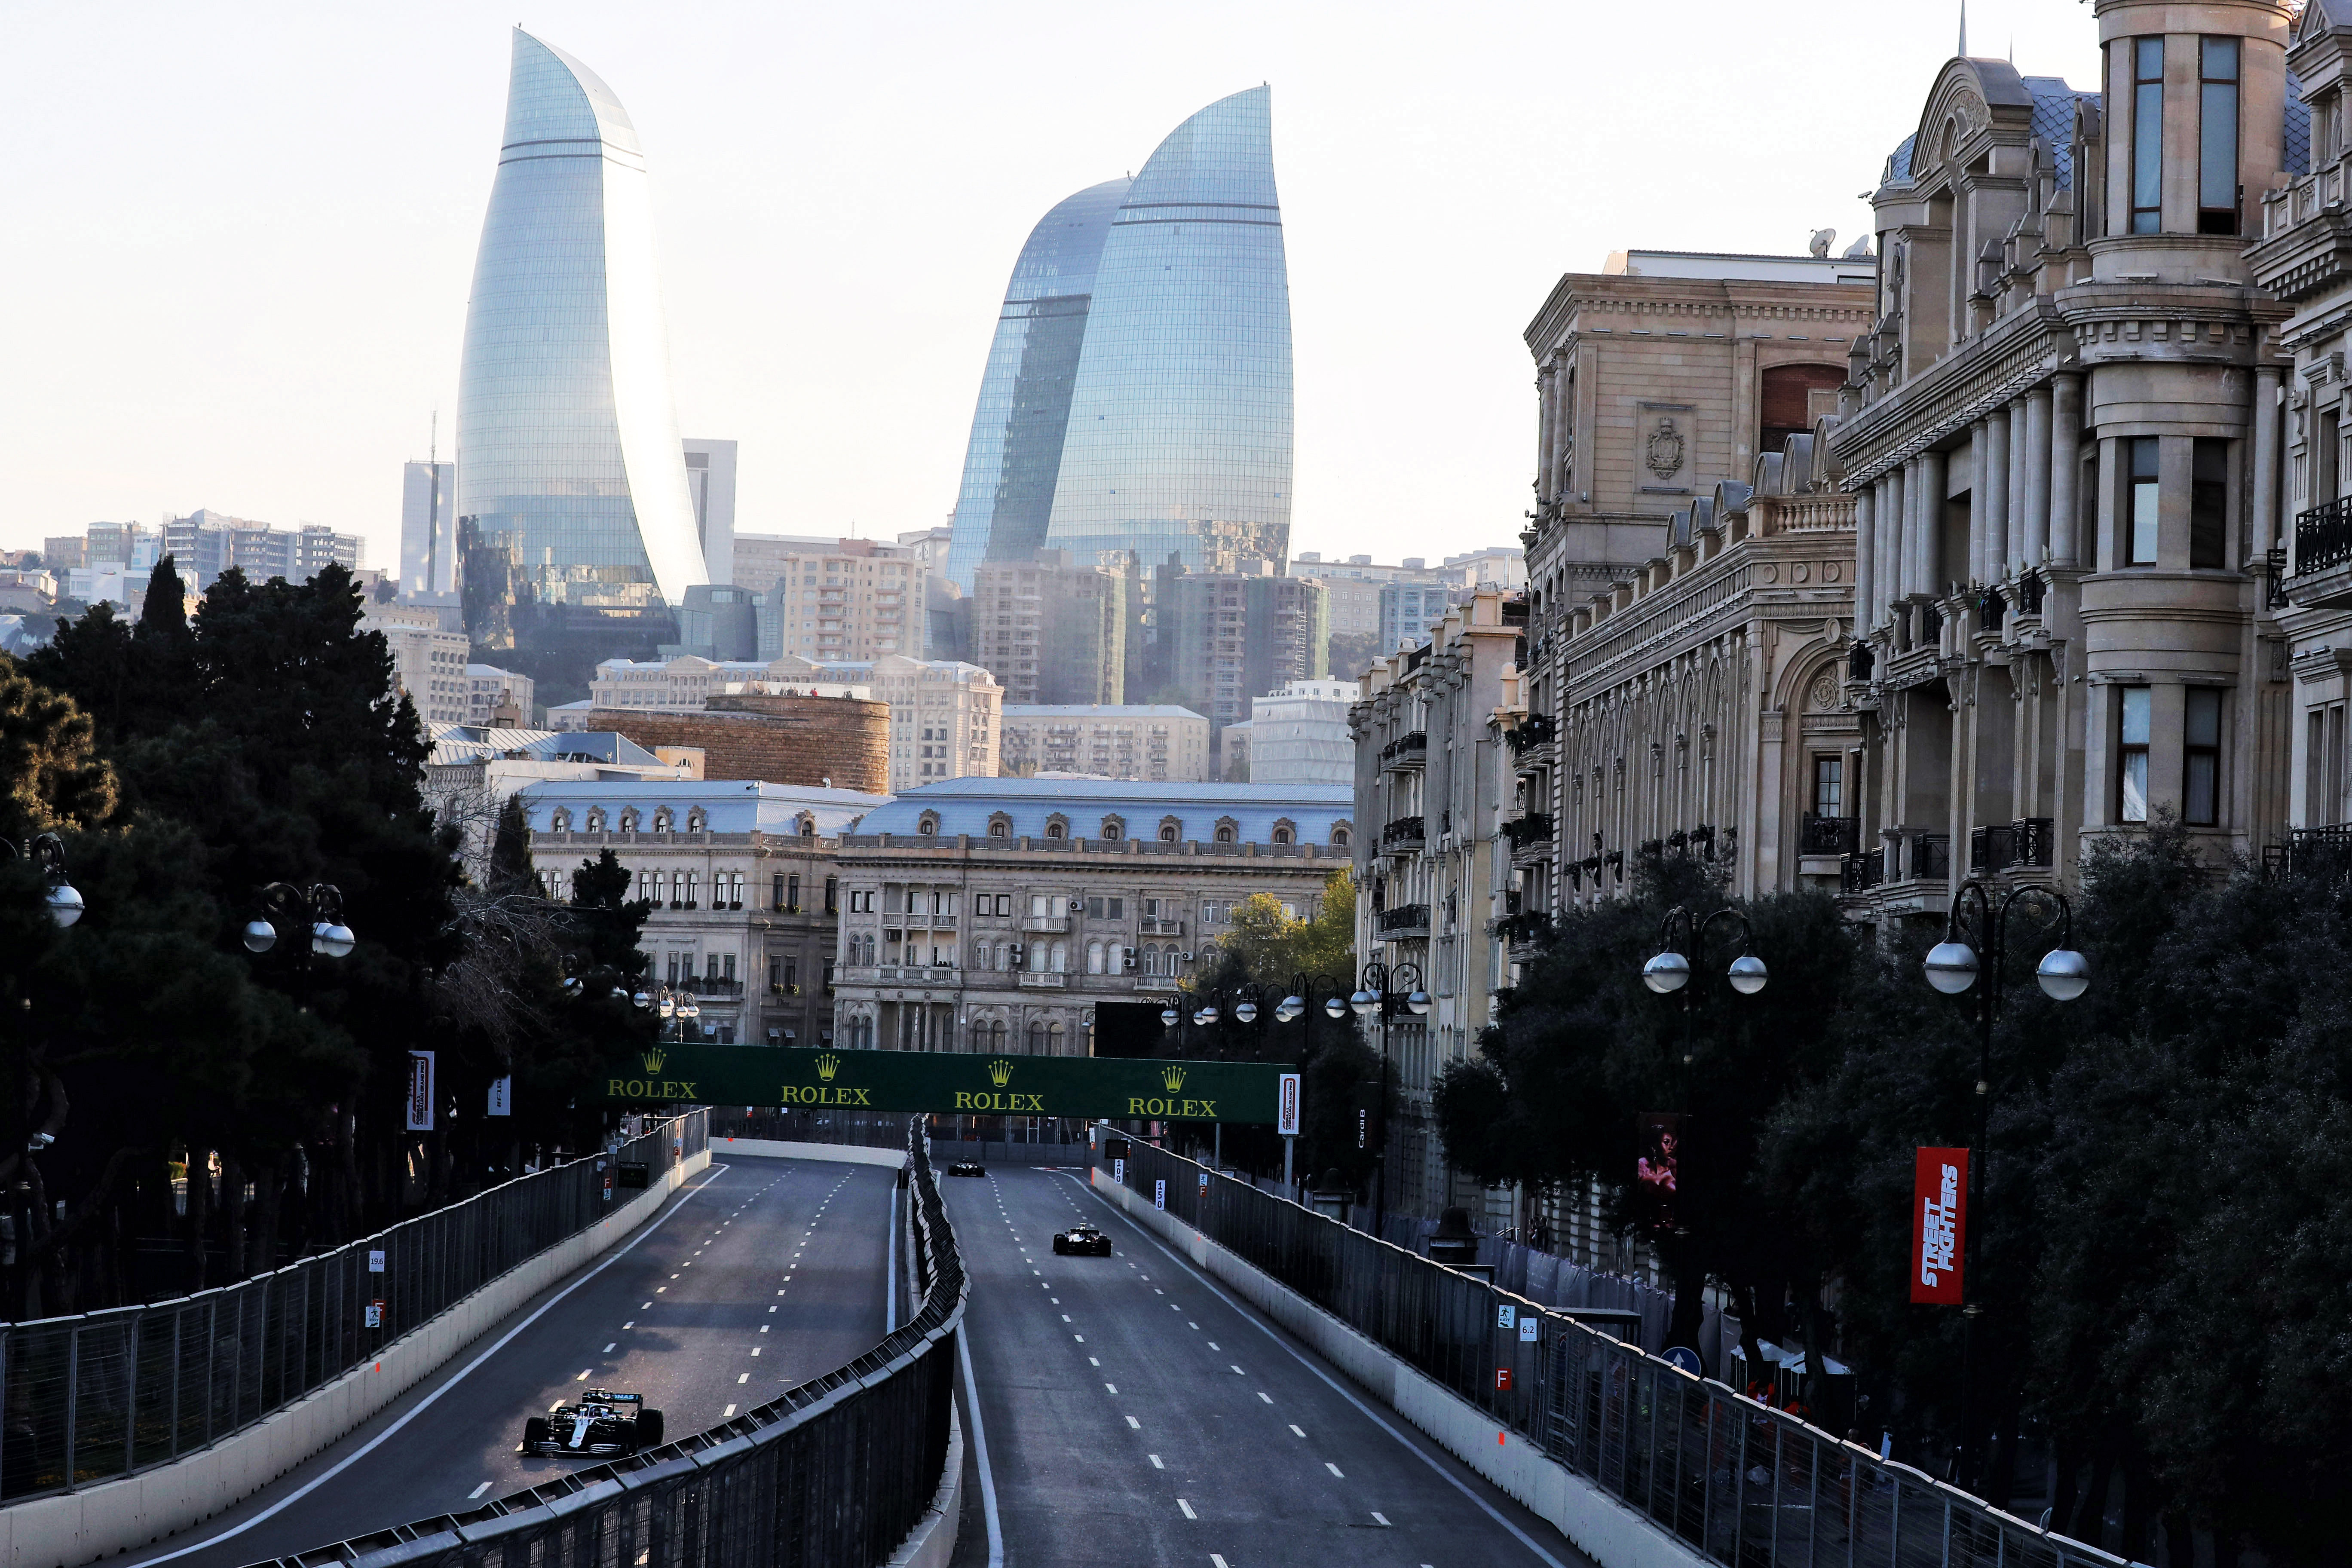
[0,834,84,929]
[1354,960,1428,1238]
[242,882,355,966]
[654,986,702,1043]
[1923,879,2089,1495]
[1642,905,1765,1072]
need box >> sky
[0,0,2103,575]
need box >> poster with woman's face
[1635,1112,1682,1232]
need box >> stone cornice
[1830,302,2075,483]
[1556,533,1854,699]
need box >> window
[824,876,838,914]
[2132,37,2164,234]
[1102,820,1123,840]
[2191,439,2227,569]
[1215,826,1236,844]
[885,885,903,914]
[2120,686,2153,822]
[2128,436,2161,565]
[1813,756,1844,818]
[1047,1021,1065,1053]
[788,873,800,911]
[1087,941,1104,974]
[1159,822,1180,842]
[798,817,815,837]
[1272,827,1292,845]
[2186,687,2223,825]
[648,870,667,906]
[1050,940,1067,973]
[1107,897,1123,918]
[773,873,786,910]
[1030,893,1050,917]
[1087,896,1103,917]
[990,819,1009,837]
[995,894,1012,916]
[721,954,735,981]
[2200,36,2240,235]
[918,813,939,835]
[1028,1021,1045,1052]
[666,952,681,984]
[1332,827,1350,848]
[1046,821,1066,839]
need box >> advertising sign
[591,1044,1297,1124]
[1635,1112,1681,1233]
[487,1076,512,1117]
[1911,1147,1969,1305]
[404,1051,435,1132]
[1277,1072,1302,1136]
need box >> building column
[2006,399,2031,575]
[2050,373,2084,567]
[1968,421,1991,584]
[1916,450,1949,598]
[1899,459,1923,600]
[1536,367,1557,505]
[1853,484,1876,634]
[2024,387,2054,567]
[1875,474,1899,625]
[1983,410,2011,582]
[1551,358,1576,504]
[2254,363,2284,559]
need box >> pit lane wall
[1088,1167,1710,1568]
[0,1137,714,1568]
[710,1135,910,1170]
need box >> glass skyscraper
[455,28,704,691]
[946,87,1293,588]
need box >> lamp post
[2,834,84,1311]
[1271,972,1349,1193]
[654,986,702,1044]
[1641,905,1768,1102]
[241,882,356,974]
[1922,879,2089,1495]
[1350,960,1430,1239]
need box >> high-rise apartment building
[743,536,928,660]
[455,29,705,691]
[1380,582,1458,653]
[1140,564,1326,733]
[682,439,738,586]
[998,705,1210,781]
[944,87,1293,586]
[159,511,362,590]
[401,460,457,600]
[1225,678,1355,785]
[464,664,536,726]
[970,551,1124,705]
[362,603,474,727]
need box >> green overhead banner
[598,1044,1300,1125]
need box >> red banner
[1911,1147,1968,1305]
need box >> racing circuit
[125,1154,897,1568]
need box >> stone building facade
[1834,8,2302,922]
[998,705,1212,782]
[831,779,1353,1058]
[519,781,888,1049]
[1351,591,1524,1225]
[591,696,892,794]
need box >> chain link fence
[268,1115,965,1568]
[0,1112,710,1502]
[1102,1134,2136,1568]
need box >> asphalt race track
[943,1164,1593,1568]
[125,1155,896,1568]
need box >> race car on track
[520,1390,665,1458]
[948,1161,986,1177]
[1052,1222,1112,1256]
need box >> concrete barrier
[882,1404,963,1568]
[1088,1169,1709,1568]
[710,1137,909,1170]
[0,1148,712,1568]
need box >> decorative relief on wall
[1646,419,1686,480]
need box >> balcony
[1490,908,1552,947]
[2266,824,2352,879]
[1380,732,1428,771]
[1018,971,1068,989]
[1505,713,1556,759]
[1801,815,1860,857]
[1908,833,1951,881]
[1020,915,1070,934]
[1839,851,1884,895]
[2286,497,2352,609]
[1500,813,1553,853]
[1139,918,1185,936]
[1969,819,2055,874]
[1375,903,1430,938]
[1381,816,1426,852]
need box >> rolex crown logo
[988,1058,1015,1088]
[815,1053,841,1082]
[643,1046,668,1074]
[1162,1064,1187,1093]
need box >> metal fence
[1102,1135,2138,1568]
[270,1116,965,1568]
[0,1112,710,1503]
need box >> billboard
[1635,1112,1682,1233]
[1911,1147,1969,1306]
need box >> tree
[0,655,118,839]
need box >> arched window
[1159,817,1182,842]
[1332,826,1351,848]
[1028,1020,1045,1053]
[652,807,673,832]
[1087,941,1104,974]
[586,807,606,832]
[989,816,1011,838]
[1215,825,1236,844]
[550,808,571,832]
[798,815,816,837]
[1107,942,1126,974]
[687,808,707,832]
[620,808,641,833]
[1045,818,1067,839]
[1047,1021,1065,1054]
[973,940,991,970]
[988,1019,1007,1052]
[918,812,940,836]
[1101,817,1124,841]
[1050,940,1067,973]
[647,870,667,905]
[1272,827,1293,845]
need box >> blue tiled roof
[859,777,1353,845]
[2021,78,2098,189]
[518,779,890,836]
[1885,134,1916,187]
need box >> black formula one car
[948,1161,986,1177]
[520,1390,665,1458]
[1052,1222,1112,1256]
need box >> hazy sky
[2,1,2102,573]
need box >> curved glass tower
[456,28,704,640]
[944,178,1130,589]
[944,87,1292,587]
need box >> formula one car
[520,1390,665,1458]
[1052,1222,1112,1257]
[948,1161,986,1177]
